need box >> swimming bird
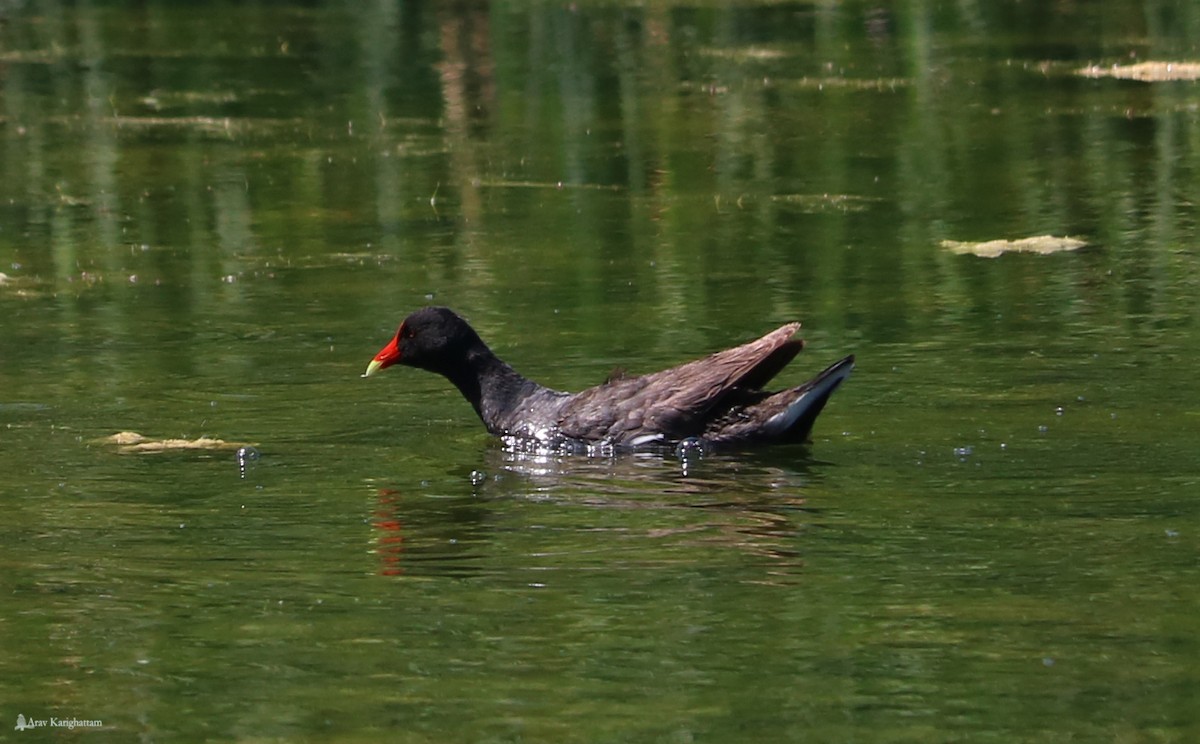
[363,307,853,449]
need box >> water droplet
[469,470,487,487]
[1000,442,1007,450]
[1055,406,1064,416]
[237,446,261,479]
[1165,529,1179,539]
[953,445,973,458]
[1038,425,1049,433]
[237,446,261,461]
[674,437,708,461]
[1042,657,1055,667]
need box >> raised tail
[763,354,855,442]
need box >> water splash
[237,446,260,479]
[675,437,708,460]
[675,437,709,476]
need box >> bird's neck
[443,345,542,434]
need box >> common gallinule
[363,307,853,449]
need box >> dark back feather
[557,323,803,443]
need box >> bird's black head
[363,306,485,378]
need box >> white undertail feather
[762,360,854,436]
[628,433,667,447]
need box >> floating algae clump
[940,236,1087,258]
[97,431,252,453]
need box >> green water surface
[2,1,1198,741]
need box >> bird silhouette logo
[15,714,28,731]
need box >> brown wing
[556,323,804,443]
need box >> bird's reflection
[370,442,834,581]
[371,489,407,576]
